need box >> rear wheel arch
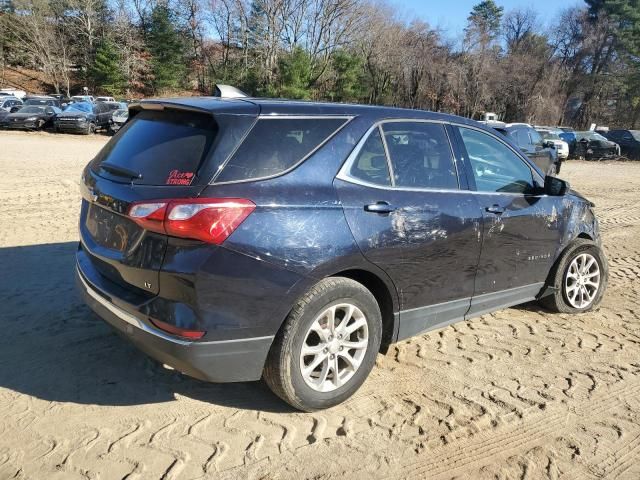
[329,269,398,352]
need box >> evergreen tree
[278,47,312,99]
[147,4,186,93]
[330,50,365,102]
[90,39,125,95]
[465,0,504,46]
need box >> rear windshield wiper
[100,162,143,180]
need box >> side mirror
[545,175,569,196]
[543,140,555,149]
[10,106,20,113]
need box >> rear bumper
[76,263,273,383]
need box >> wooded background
[1,0,639,127]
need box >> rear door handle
[485,204,505,215]
[364,201,395,214]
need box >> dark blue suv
[76,98,607,411]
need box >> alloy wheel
[299,303,368,393]
[564,253,600,309]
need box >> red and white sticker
[166,170,194,185]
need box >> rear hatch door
[79,102,258,296]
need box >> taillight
[128,198,255,244]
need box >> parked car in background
[1,105,60,130]
[23,95,61,108]
[71,95,95,104]
[0,88,26,99]
[0,109,11,124]
[492,123,560,174]
[574,131,620,160]
[76,98,607,411]
[0,96,22,112]
[557,127,577,157]
[54,102,97,134]
[49,93,72,108]
[600,129,640,160]
[536,127,569,160]
[54,101,116,134]
[96,96,116,102]
[109,107,129,133]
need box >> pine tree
[147,4,186,93]
[465,0,504,48]
[90,39,125,95]
[278,47,312,99]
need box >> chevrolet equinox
[76,98,607,411]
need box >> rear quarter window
[214,117,349,183]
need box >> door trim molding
[395,282,545,342]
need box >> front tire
[263,277,382,411]
[540,240,608,313]
[85,122,95,135]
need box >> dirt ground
[1,130,639,480]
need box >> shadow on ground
[0,242,293,413]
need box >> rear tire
[539,240,608,314]
[263,277,382,412]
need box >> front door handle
[485,204,505,215]
[364,201,395,214]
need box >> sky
[391,0,584,39]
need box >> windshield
[66,102,93,113]
[113,109,128,117]
[579,132,608,141]
[25,99,52,105]
[538,131,561,141]
[19,106,46,114]
[629,131,640,141]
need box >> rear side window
[91,110,217,185]
[382,122,458,189]
[215,117,348,183]
[348,129,391,186]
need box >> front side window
[513,128,530,148]
[216,117,348,182]
[382,122,458,189]
[529,129,543,146]
[458,127,535,194]
[348,129,391,186]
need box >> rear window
[91,110,217,185]
[215,117,348,183]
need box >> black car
[55,101,118,134]
[492,123,560,174]
[600,130,640,160]
[23,95,61,108]
[574,131,620,160]
[557,127,578,157]
[1,105,60,130]
[76,98,607,411]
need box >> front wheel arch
[539,238,608,312]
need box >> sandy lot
[1,129,639,479]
